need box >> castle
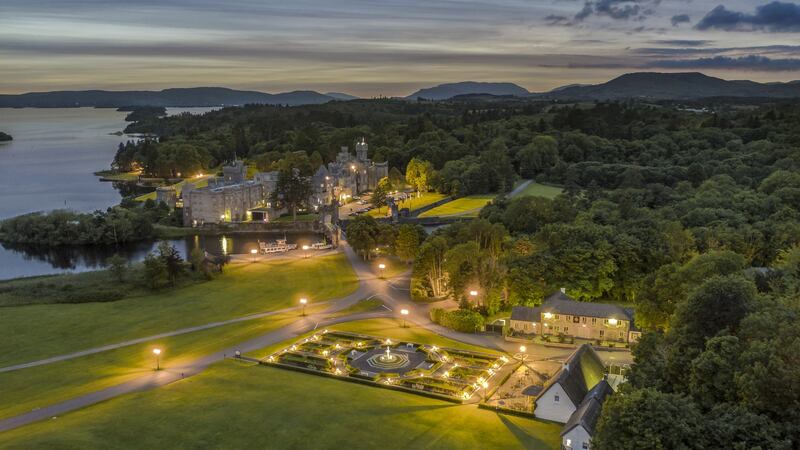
[179,138,387,226]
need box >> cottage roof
[511,305,541,322]
[537,344,606,406]
[561,379,613,436]
[541,292,631,321]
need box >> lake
[0,107,225,280]
[0,232,320,281]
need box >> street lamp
[250,248,258,262]
[153,348,162,371]
[378,263,386,278]
[400,308,409,328]
[300,297,308,316]
[302,245,309,259]
[519,345,526,353]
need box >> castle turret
[356,137,368,162]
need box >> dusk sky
[2,0,800,96]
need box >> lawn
[0,322,560,449]
[273,213,319,222]
[513,183,563,199]
[368,192,448,217]
[0,306,323,420]
[418,195,496,218]
[134,175,213,202]
[0,253,358,367]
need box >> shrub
[430,308,485,333]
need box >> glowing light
[152,348,161,355]
[543,312,553,319]
[609,318,618,326]
[519,345,527,353]
[378,263,386,269]
[469,290,478,297]
[400,308,409,316]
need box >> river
[0,106,244,280]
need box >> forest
[112,97,800,447]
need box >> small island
[0,131,12,142]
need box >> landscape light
[400,308,409,328]
[300,297,308,316]
[250,248,257,262]
[302,245,310,258]
[469,290,478,297]
[519,345,526,353]
[152,348,162,371]
[378,263,386,278]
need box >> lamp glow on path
[302,245,310,259]
[250,248,258,262]
[153,348,162,371]
[299,297,308,316]
[378,263,386,278]
[400,308,409,328]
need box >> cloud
[544,14,570,25]
[650,40,710,47]
[648,55,800,71]
[696,2,800,32]
[670,14,690,26]
[573,0,660,22]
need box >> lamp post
[302,245,309,259]
[300,297,308,316]
[153,348,162,371]
[469,290,479,307]
[250,248,258,262]
[378,263,386,278]
[400,308,409,328]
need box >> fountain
[378,340,399,364]
[361,339,413,371]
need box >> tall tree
[271,169,312,221]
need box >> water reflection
[0,232,320,280]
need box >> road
[0,240,630,433]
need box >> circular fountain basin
[349,347,430,375]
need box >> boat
[310,242,332,250]
[259,238,298,254]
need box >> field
[513,183,563,199]
[0,320,560,449]
[0,253,358,367]
[0,307,320,420]
[368,192,448,217]
[418,195,496,218]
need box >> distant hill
[406,81,530,100]
[325,92,360,101]
[541,72,800,100]
[0,87,341,108]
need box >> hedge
[429,308,485,333]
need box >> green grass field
[418,195,496,218]
[368,192,448,217]
[514,183,563,199]
[0,320,560,449]
[0,306,323,420]
[0,253,358,367]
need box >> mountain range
[2,73,800,107]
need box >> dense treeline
[0,201,176,246]
[0,131,12,142]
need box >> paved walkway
[507,179,532,198]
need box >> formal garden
[263,330,511,402]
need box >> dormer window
[554,395,560,402]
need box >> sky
[2,0,800,97]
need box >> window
[554,314,560,320]
[599,330,604,337]
[581,316,586,324]
[554,395,560,402]
[619,331,624,338]
[591,318,597,325]
[582,443,589,449]
[564,327,569,333]
[603,319,608,324]
[565,439,572,448]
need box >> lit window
[566,439,572,448]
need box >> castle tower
[355,137,368,162]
